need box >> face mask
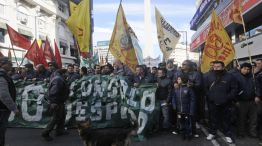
[214,70,224,75]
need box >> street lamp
[178,31,188,60]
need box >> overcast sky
[93,0,196,58]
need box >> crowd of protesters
[1,56,262,145]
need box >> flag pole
[240,8,256,87]
[240,13,252,65]
[9,40,19,67]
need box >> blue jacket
[173,70,202,91]
[204,70,238,105]
[172,85,196,115]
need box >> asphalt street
[5,128,261,146]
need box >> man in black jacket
[205,61,238,144]
[156,68,172,129]
[0,57,19,146]
[232,63,256,137]
[255,60,262,141]
[42,69,69,141]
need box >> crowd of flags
[4,24,62,68]
[0,0,249,73]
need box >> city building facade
[143,56,161,68]
[0,0,93,67]
[169,43,199,67]
[93,40,115,64]
[190,0,262,64]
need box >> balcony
[23,0,56,15]
[234,33,262,59]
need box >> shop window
[58,2,65,13]
[60,41,67,55]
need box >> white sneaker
[225,137,233,144]
[172,131,178,135]
[206,134,215,140]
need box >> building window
[0,28,5,43]
[58,2,65,13]
[60,41,67,55]
[38,19,46,30]
[70,45,78,57]
[17,11,28,25]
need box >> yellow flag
[37,39,42,48]
[109,4,138,72]
[201,10,235,73]
[69,1,78,15]
[66,0,90,56]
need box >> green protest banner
[8,75,160,135]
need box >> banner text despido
[8,75,160,135]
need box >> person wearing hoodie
[232,63,256,138]
[172,75,196,140]
[204,61,238,144]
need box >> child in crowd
[172,75,196,140]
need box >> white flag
[155,8,181,59]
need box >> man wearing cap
[232,63,256,137]
[0,57,19,146]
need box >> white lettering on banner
[140,90,155,112]
[137,111,148,134]
[69,82,76,97]
[65,102,73,122]
[93,80,104,98]
[90,101,102,121]
[106,102,118,120]
[107,78,120,99]
[21,85,44,121]
[75,101,88,121]
[8,112,15,121]
[81,80,93,97]
[126,88,138,107]
[120,79,129,99]
[121,106,137,121]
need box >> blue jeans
[0,110,11,146]
[160,100,171,129]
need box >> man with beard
[66,64,80,83]
[102,63,114,75]
[132,65,153,87]
[173,60,202,138]
[205,61,237,144]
